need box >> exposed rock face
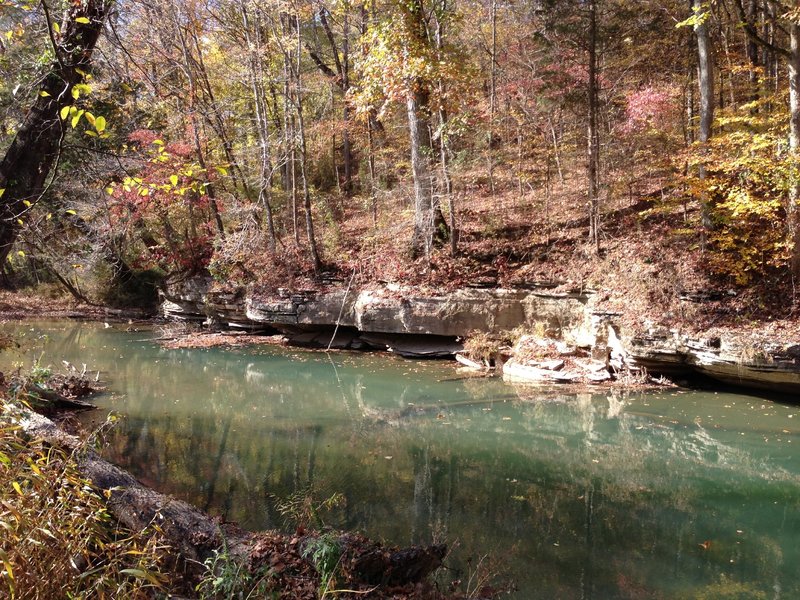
[162,278,800,394]
[629,329,800,394]
[164,279,592,339]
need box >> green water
[4,321,800,598]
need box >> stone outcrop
[162,277,800,394]
[163,278,593,345]
[629,327,800,394]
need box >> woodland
[1,0,800,325]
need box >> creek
[4,321,800,598]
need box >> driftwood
[17,410,447,596]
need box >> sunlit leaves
[682,103,794,284]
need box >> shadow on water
[3,321,800,598]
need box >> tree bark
[0,0,111,269]
[405,0,438,260]
[788,23,800,279]
[408,91,435,261]
[587,0,600,254]
[693,0,714,233]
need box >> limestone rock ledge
[629,328,800,394]
[163,278,593,339]
[162,278,800,394]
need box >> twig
[326,267,357,352]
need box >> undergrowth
[0,399,176,599]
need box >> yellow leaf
[22,200,30,207]
[16,251,24,258]
[39,91,50,97]
[2,559,13,583]
[84,112,95,126]
[11,481,22,495]
[104,187,114,195]
[59,106,70,120]
[53,22,60,33]
[95,116,106,132]
[74,16,90,24]
[0,189,5,198]
[16,220,23,226]
[169,175,178,186]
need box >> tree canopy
[2,0,799,316]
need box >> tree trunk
[242,1,277,250]
[408,91,435,261]
[0,0,111,269]
[294,14,323,274]
[487,0,498,196]
[405,0,438,261]
[694,0,714,233]
[587,0,600,254]
[788,23,800,279]
[746,0,760,107]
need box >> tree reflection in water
[3,321,799,599]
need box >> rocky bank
[162,277,800,395]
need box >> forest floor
[305,162,800,348]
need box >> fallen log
[17,409,448,597]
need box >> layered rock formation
[162,277,800,394]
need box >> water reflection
[2,321,800,598]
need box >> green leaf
[71,109,84,129]
[74,16,90,24]
[94,115,106,133]
[59,106,70,120]
[120,569,147,579]
[84,130,97,137]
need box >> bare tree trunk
[294,14,323,273]
[368,119,378,227]
[174,8,225,238]
[405,0,437,261]
[746,0,760,108]
[694,0,714,233]
[586,0,600,254]
[434,5,456,256]
[341,6,353,195]
[408,91,435,261]
[242,1,277,250]
[0,0,111,269]
[487,0,498,196]
[788,23,800,279]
